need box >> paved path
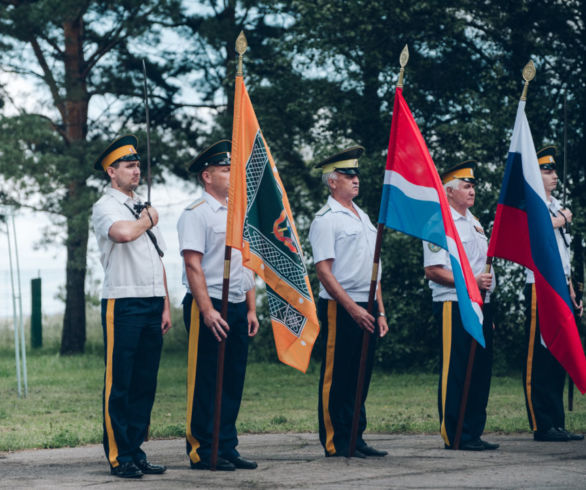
[1,434,585,489]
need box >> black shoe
[358,445,388,457]
[134,459,167,474]
[534,427,570,442]
[459,439,485,451]
[190,457,235,471]
[110,461,143,478]
[480,439,499,450]
[557,428,584,441]
[226,456,257,469]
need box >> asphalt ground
[1,433,585,489]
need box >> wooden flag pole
[210,246,232,470]
[348,45,409,457]
[210,31,248,471]
[453,258,491,450]
[348,223,384,457]
[453,60,536,450]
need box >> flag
[378,87,485,346]
[488,100,586,393]
[226,74,319,372]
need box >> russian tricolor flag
[378,87,485,346]
[488,100,586,393]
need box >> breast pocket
[336,228,361,259]
[339,228,360,243]
[209,224,227,251]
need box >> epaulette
[316,204,331,217]
[185,198,205,210]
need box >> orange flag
[226,74,319,372]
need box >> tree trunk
[60,14,90,354]
[60,207,89,354]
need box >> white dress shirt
[309,195,380,302]
[423,206,495,303]
[177,191,255,303]
[526,196,571,284]
[92,187,167,299]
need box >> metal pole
[6,210,22,397]
[11,211,28,396]
[142,59,152,205]
[562,91,568,208]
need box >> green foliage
[2,0,586,365]
[273,0,586,372]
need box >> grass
[1,314,585,451]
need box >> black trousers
[522,284,566,432]
[433,301,493,447]
[317,298,377,456]
[101,297,164,468]
[183,294,249,463]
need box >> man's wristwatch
[379,312,386,317]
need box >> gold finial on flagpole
[236,31,248,77]
[397,45,409,88]
[520,60,536,101]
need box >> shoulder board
[185,198,205,210]
[316,204,331,217]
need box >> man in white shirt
[423,161,498,451]
[309,146,389,458]
[523,146,584,442]
[177,140,259,471]
[92,135,171,478]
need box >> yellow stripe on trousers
[104,299,119,467]
[321,300,338,455]
[440,302,453,446]
[186,298,202,463]
[525,284,539,431]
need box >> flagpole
[210,31,248,472]
[454,60,536,450]
[453,258,491,450]
[348,45,409,457]
[210,245,231,470]
[562,91,576,411]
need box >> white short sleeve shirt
[526,196,571,284]
[309,195,380,302]
[423,206,495,303]
[92,187,167,299]
[177,191,255,303]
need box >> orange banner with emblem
[226,75,319,372]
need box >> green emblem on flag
[243,132,311,335]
